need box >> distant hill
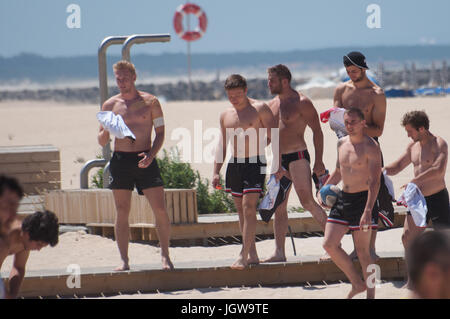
[1,45,450,83]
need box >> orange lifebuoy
[173,3,207,42]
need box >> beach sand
[1,96,449,207]
[1,227,409,299]
[1,96,449,299]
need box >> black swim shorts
[281,149,311,171]
[108,151,164,195]
[225,156,266,197]
[327,190,379,231]
[407,188,450,229]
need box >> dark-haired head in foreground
[22,210,59,249]
[0,210,59,299]
[406,230,450,299]
[0,175,24,235]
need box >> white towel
[96,111,136,141]
[258,175,279,211]
[397,183,428,228]
[320,107,348,139]
[258,174,292,223]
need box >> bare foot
[262,253,286,263]
[162,256,174,270]
[347,282,367,299]
[114,263,130,272]
[231,257,247,270]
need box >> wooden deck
[86,210,408,243]
[5,251,406,299]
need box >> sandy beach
[1,96,449,208]
[1,227,409,299]
[1,95,449,299]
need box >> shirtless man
[333,51,390,259]
[0,210,59,299]
[320,108,381,299]
[98,60,173,271]
[0,175,23,298]
[212,74,276,270]
[384,110,450,250]
[263,64,328,262]
[0,175,23,236]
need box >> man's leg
[233,196,258,261]
[323,222,367,298]
[262,187,292,262]
[352,229,375,299]
[289,160,327,229]
[231,193,260,270]
[112,189,132,271]
[370,229,378,260]
[402,215,425,251]
[401,214,426,288]
[289,160,331,260]
[142,186,174,270]
[349,226,378,261]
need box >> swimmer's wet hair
[0,175,23,199]
[406,230,450,290]
[401,110,430,130]
[224,74,247,90]
[113,60,136,77]
[22,210,59,247]
[268,64,292,83]
[344,107,365,121]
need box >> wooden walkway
[86,210,408,243]
[4,251,406,299]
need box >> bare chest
[411,143,439,172]
[224,108,260,131]
[112,102,151,127]
[341,89,374,120]
[339,144,368,170]
[277,100,303,128]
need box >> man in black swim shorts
[263,64,328,263]
[212,74,276,270]
[98,60,173,271]
[319,108,382,299]
[384,110,450,252]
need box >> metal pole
[98,36,129,162]
[441,61,448,96]
[187,11,192,100]
[188,41,192,100]
[121,34,171,62]
[80,36,128,189]
[288,226,296,256]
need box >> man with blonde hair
[98,60,173,271]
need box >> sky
[1,0,450,57]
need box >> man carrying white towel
[384,110,450,252]
[98,60,173,271]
